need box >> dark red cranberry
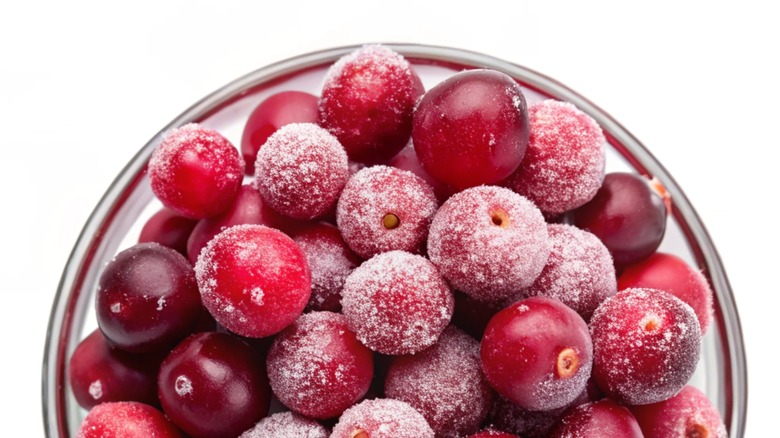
[138,208,198,255]
[466,430,520,438]
[549,399,643,438]
[630,385,727,438]
[77,401,181,438]
[388,142,455,202]
[330,398,434,438]
[239,411,329,437]
[488,396,572,438]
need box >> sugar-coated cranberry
[266,312,373,419]
[96,243,202,353]
[466,431,519,438]
[336,166,438,259]
[630,385,727,438]
[451,291,504,340]
[590,288,702,405]
[413,69,529,189]
[239,411,329,438]
[388,142,455,202]
[157,332,271,438]
[488,396,571,438]
[428,186,549,302]
[254,123,349,220]
[518,224,616,321]
[77,401,181,438]
[148,123,244,219]
[549,399,643,438]
[506,100,605,215]
[69,329,161,409]
[341,251,454,355]
[241,90,319,174]
[331,398,434,438]
[292,223,361,312]
[195,224,310,338]
[481,297,593,411]
[572,172,667,267]
[618,252,713,334]
[138,208,198,256]
[385,326,495,437]
[319,45,424,163]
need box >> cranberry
[549,399,643,438]
[488,395,573,438]
[466,430,520,438]
[590,288,702,405]
[148,123,244,219]
[388,142,455,202]
[138,208,198,256]
[319,45,424,163]
[331,398,434,438]
[413,69,529,189]
[630,385,727,438]
[157,332,271,438]
[239,411,329,438]
[195,224,310,338]
[336,166,438,259]
[77,401,181,438]
[96,243,201,353]
[241,90,319,174]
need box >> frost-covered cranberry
[385,326,494,437]
[331,398,434,438]
[590,288,702,405]
[158,332,271,438]
[413,69,529,189]
[549,399,643,438]
[506,100,605,215]
[319,45,424,163]
[336,166,438,259]
[388,142,454,202]
[488,396,571,438]
[341,251,454,355]
[148,123,244,219]
[428,186,549,302]
[254,123,349,220]
[96,243,201,353]
[481,297,593,411]
[195,224,310,338]
[267,312,373,419]
[630,385,727,438]
[465,430,519,438]
[138,208,198,256]
[77,401,181,438]
[241,90,319,174]
[239,411,329,438]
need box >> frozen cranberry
[138,208,198,256]
[481,297,593,411]
[331,398,434,438]
[77,401,181,438]
[319,45,424,163]
[428,186,549,302]
[148,123,244,219]
[590,288,701,405]
[630,385,727,438]
[267,312,373,419]
[195,224,310,338]
[241,90,319,174]
[488,396,571,438]
[341,251,454,355]
[388,142,455,202]
[518,224,616,321]
[96,243,202,353]
[158,332,271,438]
[466,430,519,438]
[385,326,495,437]
[451,291,504,340]
[618,252,713,333]
[572,172,667,267]
[506,100,605,215]
[336,166,438,259]
[239,411,329,438]
[549,399,643,438]
[413,69,529,189]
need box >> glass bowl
[42,44,747,437]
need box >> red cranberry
[413,69,529,189]
[195,224,310,338]
[341,250,454,355]
[466,430,520,438]
[488,395,572,438]
[239,411,329,438]
[319,45,424,163]
[388,142,455,202]
[331,398,434,438]
[148,123,244,219]
[549,399,643,438]
[590,288,702,405]
[157,332,271,438]
[480,297,593,411]
[138,208,198,256]
[427,186,549,302]
[96,243,202,353]
[630,385,727,438]
[241,90,319,174]
[77,401,181,438]
[336,166,438,259]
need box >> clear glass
[42,44,747,437]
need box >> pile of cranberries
[71,45,727,438]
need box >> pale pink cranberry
[388,142,455,202]
[506,100,605,215]
[590,288,702,405]
[239,411,329,438]
[341,251,454,355]
[138,208,198,256]
[148,123,243,219]
[195,224,310,338]
[319,45,424,163]
[549,399,643,438]
[385,326,494,437]
[77,401,181,438]
[466,430,519,438]
[336,166,438,259]
[331,398,434,438]
[254,123,349,220]
[427,186,549,302]
[631,385,727,438]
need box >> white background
[1,1,775,436]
